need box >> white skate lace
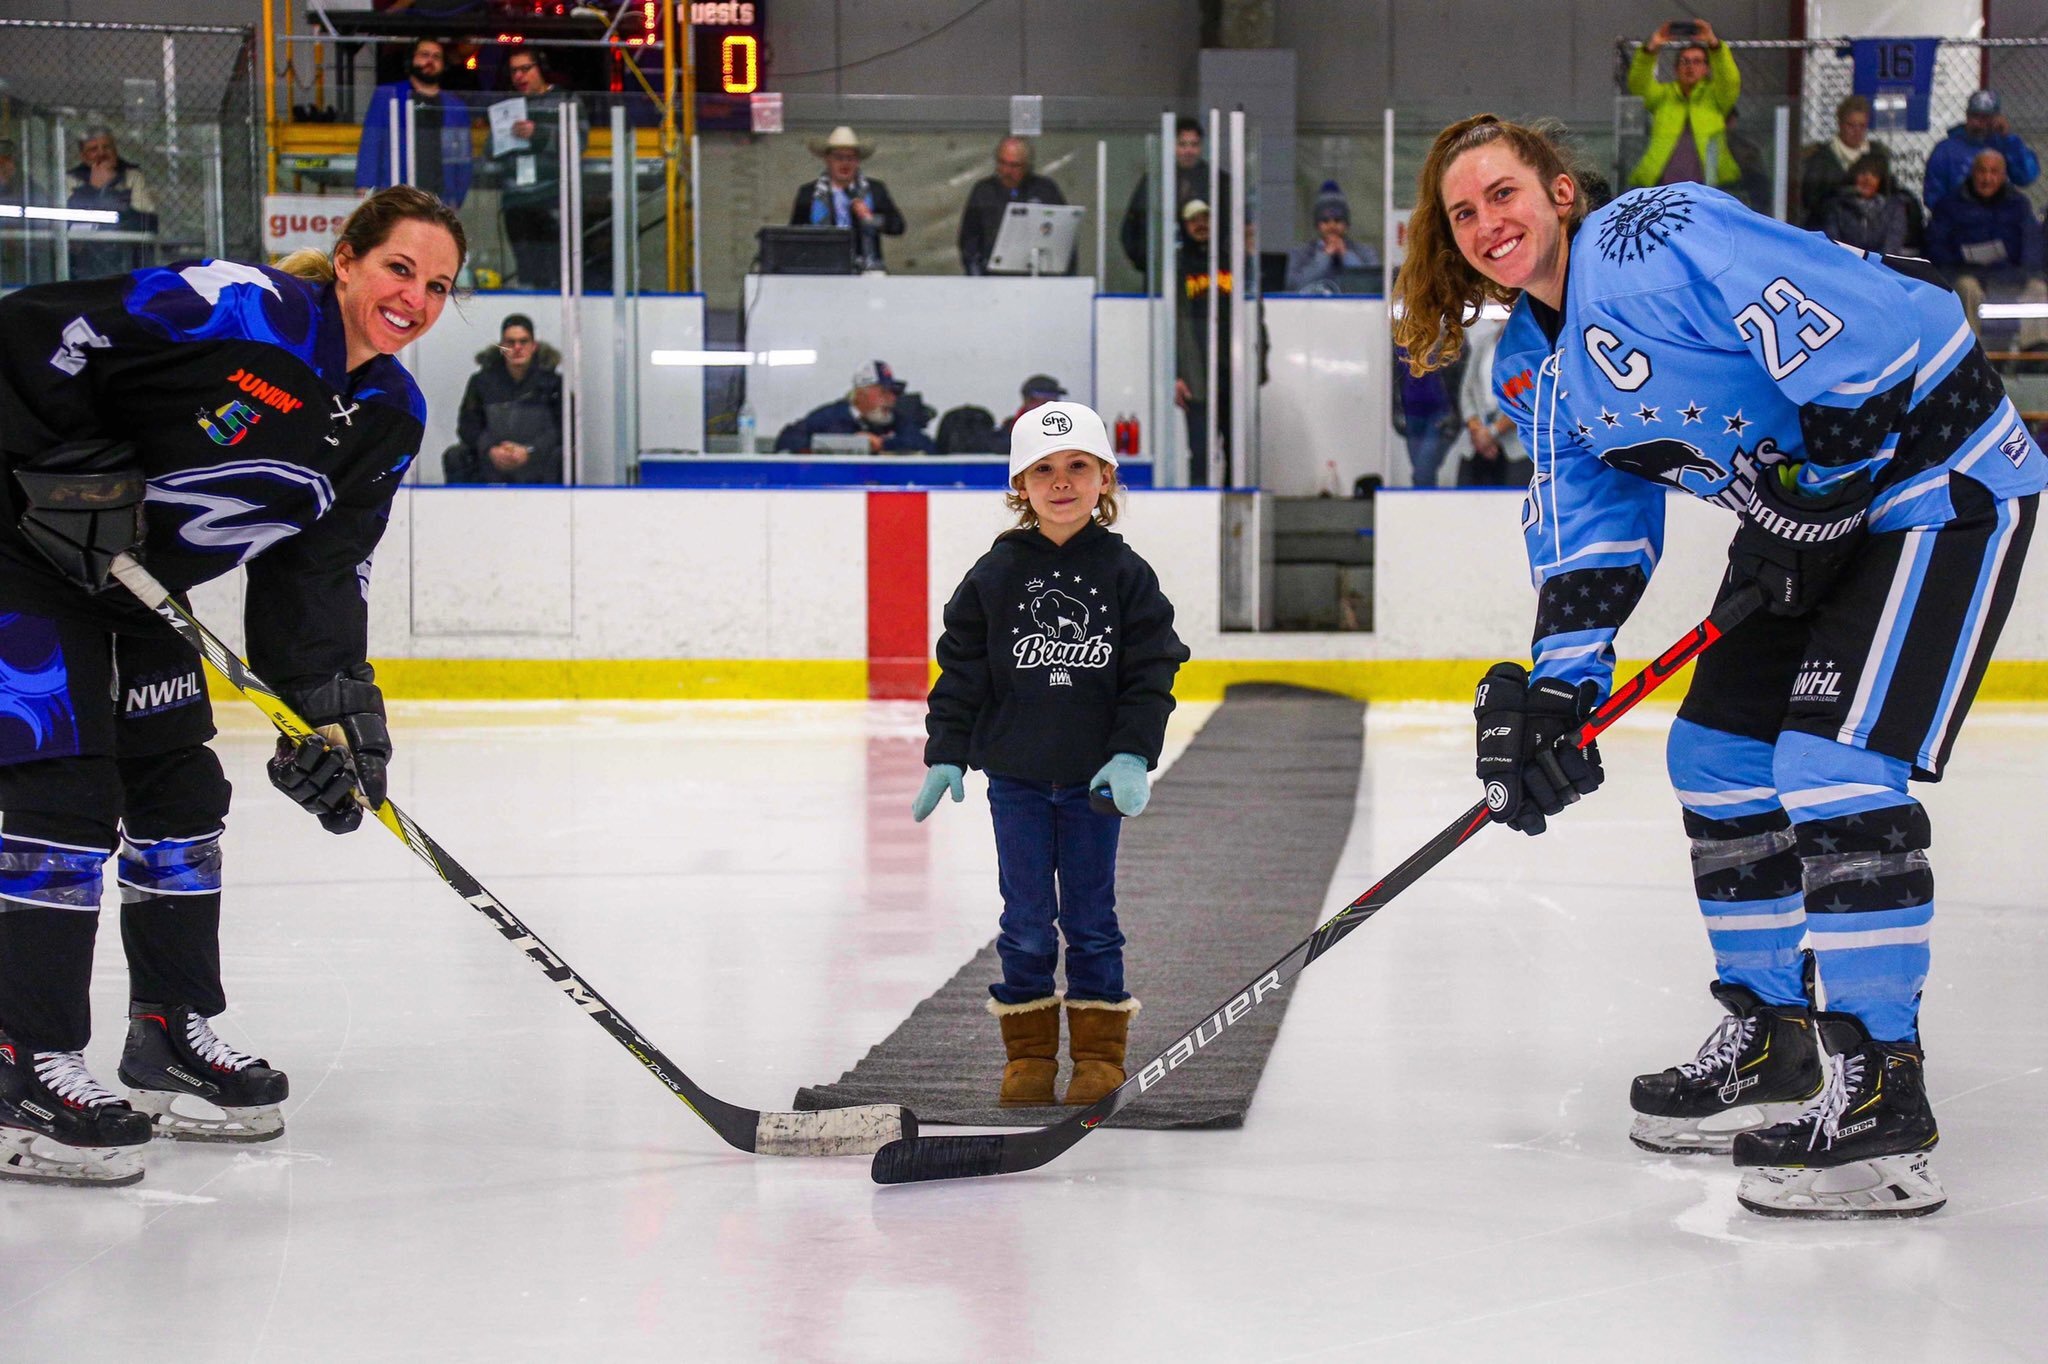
[1676,1015,1757,1082]
[184,1014,260,1072]
[1796,1051,1867,1152]
[31,1051,124,1108]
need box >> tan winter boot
[1063,998,1140,1106]
[990,996,1061,1106]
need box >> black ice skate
[1629,980,1823,1155]
[1733,1013,1945,1219]
[118,1002,288,1143]
[0,1031,152,1186]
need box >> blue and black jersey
[0,260,425,694]
[1491,184,2048,694]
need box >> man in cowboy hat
[790,126,905,271]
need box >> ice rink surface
[3,697,2044,1363]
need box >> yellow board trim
[204,658,2048,703]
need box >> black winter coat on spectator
[445,342,564,485]
[925,521,1187,786]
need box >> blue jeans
[1404,422,1453,488]
[986,774,1128,1005]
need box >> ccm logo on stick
[1136,971,1282,1091]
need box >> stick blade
[871,1133,1008,1185]
[752,1104,915,1157]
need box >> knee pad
[0,762,119,911]
[1774,732,1930,911]
[1667,718,1781,826]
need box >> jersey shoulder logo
[48,316,112,377]
[1595,187,1695,266]
[177,260,281,306]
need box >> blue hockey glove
[1089,753,1151,817]
[1474,662,1603,836]
[912,764,965,822]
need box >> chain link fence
[1615,36,2048,219]
[0,19,260,287]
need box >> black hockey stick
[109,554,914,1158]
[871,584,1765,1184]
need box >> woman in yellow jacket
[1626,20,1741,189]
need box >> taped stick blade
[752,1104,914,1157]
[871,1133,1008,1184]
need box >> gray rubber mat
[793,683,1364,1129]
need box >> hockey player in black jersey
[0,186,465,1185]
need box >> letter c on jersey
[1583,325,1652,392]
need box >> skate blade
[1736,1151,1946,1219]
[1629,1101,1808,1156]
[0,1127,146,1187]
[128,1089,284,1144]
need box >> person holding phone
[1626,19,1743,191]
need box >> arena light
[0,204,120,224]
[650,349,818,367]
[1977,302,2048,319]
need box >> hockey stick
[871,584,1765,1184]
[109,553,913,1158]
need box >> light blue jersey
[1492,184,2048,692]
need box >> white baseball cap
[1008,400,1116,478]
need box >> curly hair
[1391,114,1590,376]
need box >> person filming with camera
[1626,18,1742,192]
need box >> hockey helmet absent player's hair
[276,184,468,284]
[1393,114,1590,376]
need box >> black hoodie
[925,520,1188,785]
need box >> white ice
[3,699,2044,1362]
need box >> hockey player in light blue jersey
[1396,114,2043,1219]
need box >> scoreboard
[690,0,767,129]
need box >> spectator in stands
[775,360,936,454]
[1925,89,2040,210]
[1624,20,1741,191]
[1926,147,2048,349]
[355,37,474,207]
[958,137,1067,274]
[1799,94,1894,227]
[1283,181,1381,294]
[1720,105,1772,212]
[443,314,564,485]
[1455,315,1531,488]
[1818,153,1916,257]
[994,374,1068,452]
[64,127,158,279]
[1121,116,1227,272]
[1390,341,1463,489]
[1173,200,1268,484]
[790,127,904,272]
[492,49,575,291]
[0,139,28,286]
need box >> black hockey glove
[1727,463,1872,618]
[12,438,147,592]
[267,666,390,834]
[1474,661,1603,836]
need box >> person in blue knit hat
[1284,181,1381,294]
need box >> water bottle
[736,402,757,452]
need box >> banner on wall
[261,193,365,257]
[1849,37,1940,133]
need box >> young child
[913,401,1189,1107]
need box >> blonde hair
[1006,456,1121,529]
[1391,114,1589,375]
[271,185,469,285]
